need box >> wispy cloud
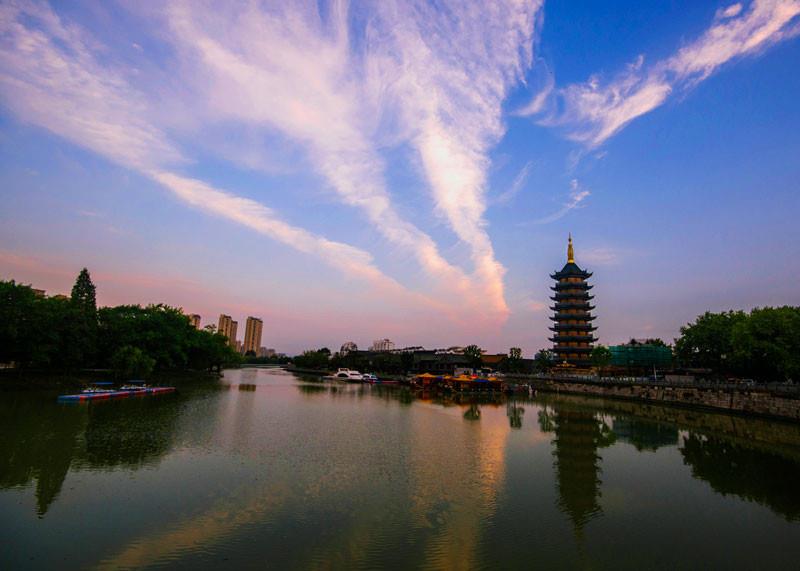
[0,0,551,325]
[526,300,548,312]
[532,178,590,224]
[525,0,800,146]
[494,160,533,205]
[0,1,439,312]
[366,0,544,318]
[580,247,624,266]
[159,1,523,320]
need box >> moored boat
[328,368,365,382]
[58,383,176,402]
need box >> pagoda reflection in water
[539,402,616,537]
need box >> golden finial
[567,233,574,263]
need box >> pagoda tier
[550,340,596,347]
[549,313,596,322]
[550,323,596,331]
[550,302,596,311]
[551,283,593,292]
[550,267,592,280]
[551,292,594,301]
[549,235,597,369]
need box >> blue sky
[1,0,798,355]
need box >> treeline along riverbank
[1,269,241,387]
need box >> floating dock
[57,386,176,402]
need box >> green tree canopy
[676,307,800,381]
[591,345,612,369]
[463,345,483,369]
[70,268,97,315]
[534,349,555,373]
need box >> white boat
[331,368,364,382]
[362,373,378,383]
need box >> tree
[504,347,523,373]
[70,268,98,366]
[674,311,747,373]
[533,349,555,373]
[730,306,800,382]
[111,345,155,379]
[463,344,483,370]
[400,351,414,373]
[591,345,613,370]
[293,350,330,370]
[70,268,97,315]
[0,280,40,367]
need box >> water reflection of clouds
[5,370,800,568]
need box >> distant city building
[370,338,395,352]
[230,320,238,349]
[235,340,243,354]
[188,314,201,329]
[218,314,238,348]
[549,235,596,368]
[340,341,358,355]
[435,346,465,355]
[258,347,276,358]
[32,288,46,298]
[243,316,263,355]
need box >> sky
[1,0,799,355]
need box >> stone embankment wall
[529,379,800,422]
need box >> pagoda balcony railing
[550,336,596,344]
[549,324,597,331]
[550,303,596,311]
[551,346,593,353]
[550,313,596,322]
[551,283,593,291]
[551,292,594,300]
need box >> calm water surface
[2,368,800,569]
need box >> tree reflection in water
[680,433,800,521]
[611,418,678,451]
[506,400,525,429]
[0,395,86,516]
[0,391,184,516]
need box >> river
[2,368,800,569]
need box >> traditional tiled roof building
[549,235,596,367]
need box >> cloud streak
[494,160,533,205]
[158,1,546,321]
[533,179,590,224]
[0,0,440,312]
[366,0,544,318]
[525,0,800,146]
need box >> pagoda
[549,235,596,368]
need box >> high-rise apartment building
[230,320,238,348]
[188,314,201,329]
[243,316,263,355]
[218,314,238,348]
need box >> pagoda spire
[567,233,574,263]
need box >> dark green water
[2,368,800,570]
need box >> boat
[330,368,364,382]
[58,382,176,402]
[362,373,378,383]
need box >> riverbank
[529,377,800,422]
[0,368,222,390]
